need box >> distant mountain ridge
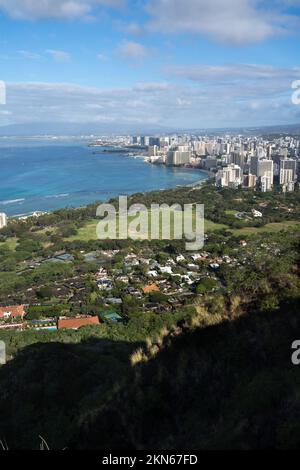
[0,122,299,137]
[0,122,172,137]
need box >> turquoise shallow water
[0,139,207,216]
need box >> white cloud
[165,64,300,103]
[0,64,299,129]
[1,0,298,47]
[0,0,122,20]
[114,21,143,36]
[166,64,300,82]
[97,53,108,60]
[118,40,149,60]
[18,50,41,59]
[146,0,300,45]
[133,82,170,92]
[46,49,71,62]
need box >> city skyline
[0,0,300,130]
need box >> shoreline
[0,142,210,219]
[8,171,210,220]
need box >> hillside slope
[72,299,300,450]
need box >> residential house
[160,266,173,275]
[100,311,124,323]
[97,279,113,291]
[106,297,123,305]
[116,275,129,284]
[57,316,101,330]
[0,305,25,320]
[147,270,159,278]
[142,284,160,294]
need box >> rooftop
[57,316,100,330]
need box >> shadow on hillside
[0,336,140,450]
[0,299,300,450]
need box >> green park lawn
[231,220,300,236]
[225,210,238,216]
[66,215,300,243]
[66,219,100,241]
[65,215,229,242]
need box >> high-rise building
[0,213,7,229]
[257,146,266,159]
[148,145,159,157]
[280,168,294,185]
[166,150,191,166]
[260,174,273,192]
[233,151,245,169]
[266,145,273,159]
[194,141,206,155]
[203,156,217,170]
[279,159,297,184]
[148,137,160,147]
[216,164,242,188]
[257,159,273,178]
[257,160,274,189]
[250,156,259,175]
[244,174,257,188]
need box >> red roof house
[57,316,101,330]
[142,284,160,295]
[0,305,25,320]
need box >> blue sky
[0,0,300,130]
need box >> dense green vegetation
[0,182,299,449]
[0,182,299,303]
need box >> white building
[166,149,191,166]
[0,213,7,229]
[260,174,273,192]
[280,168,294,185]
[279,159,297,186]
[252,209,263,218]
[257,160,274,185]
[216,164,242,187]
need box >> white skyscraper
[216,164,242,187]
[280,168,294,185]
[166,149,191,166]
[260,174,273,192]
[279,159,297,184]
[0,213,7,229]
[257,160,273,180]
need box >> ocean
[0,138,207,216]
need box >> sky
[0,0,300,132]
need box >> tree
[148,291,168,304]
[36,286,54,300]
[195,278,218,295]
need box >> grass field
[66,215,229,242]
[225,210,238,216]
[231,220,300,236]
[66,216,300,242]
[204,220,228,231]
[67,219,99,241]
